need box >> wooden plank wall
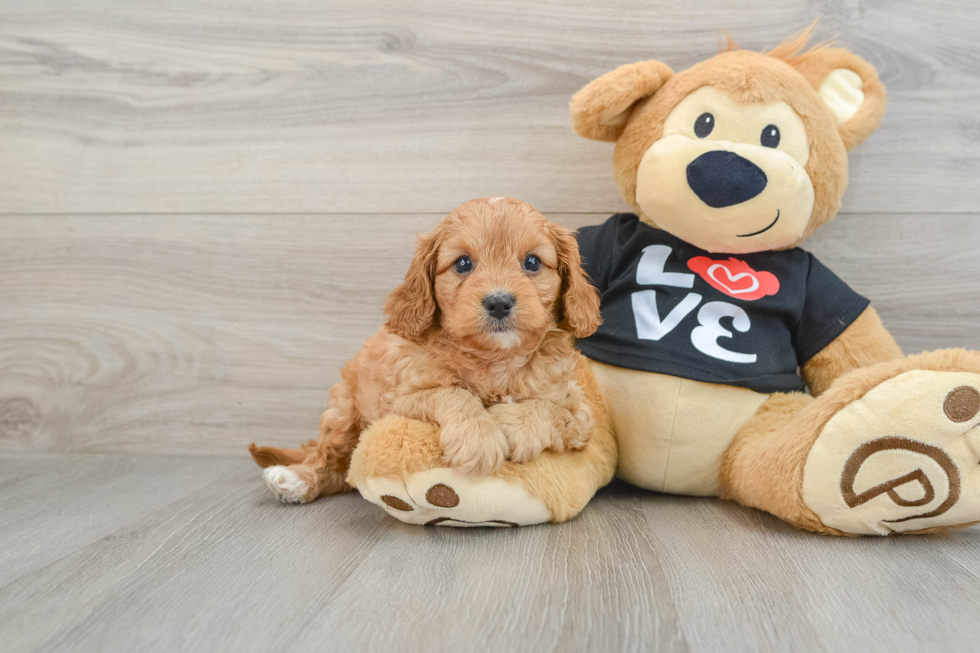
[2,0,979,456]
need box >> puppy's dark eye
[453,256,473,274]
[694,112,714,138]
[761,124,780,148]
[523,254,541,272]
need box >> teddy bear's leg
[721,349,980,535]
[719,392,831,532]
[347,357,618,527]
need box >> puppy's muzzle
[482,292,515,321]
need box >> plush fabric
[575,213,870,393]
[337,27,980,535]
[347,354,618,525]
[720,350,980,534]
[570,60,674,142]
[803,370,980,534]
[560,26,980,536]
[590,361,767,496]
[802,307,903,396]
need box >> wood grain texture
[1,0,979,214]
[0,453,244,587]
[639,497,980,653]
[2,212,978,456]
[1,456,979,653]
[3,1,980,650]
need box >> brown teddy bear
[348,28,980,535]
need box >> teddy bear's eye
[694,113,715,138]
[761,124,780,148]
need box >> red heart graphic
[687,256,779,301]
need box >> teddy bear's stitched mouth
[736,210,780,238]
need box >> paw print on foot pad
[356,468,551,527]
[804,370,980,535]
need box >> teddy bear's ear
[570,60,673,142]
[791,48,887,151]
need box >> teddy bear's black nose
[686,150,768,208]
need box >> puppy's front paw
[488,402,558,464]
[263,465,309,504]
[563,403,594,452]
[439,417,509,475]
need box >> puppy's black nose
[687,150,767,208]
[483,293,515,320]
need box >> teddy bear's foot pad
[803,370,980,535]
[356,467,551,527]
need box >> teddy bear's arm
[801,306,903,396]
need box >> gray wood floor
[6,455,980,653]
[3,1,980,652]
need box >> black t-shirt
[575,214,869,393]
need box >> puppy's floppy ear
[791,48,886,151]
[384,230,440,340]
[548,223,601,339]
[570,60,673,142]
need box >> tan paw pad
[381,495,414,511]
[425,483,459,508]
[803,370,980,535]
[354,468,550,527]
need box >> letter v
[632,291,702,341]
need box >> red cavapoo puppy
[249,197,601,503]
